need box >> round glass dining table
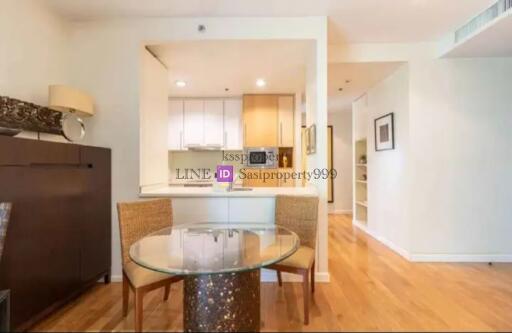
[130,223,299,332]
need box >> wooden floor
[33,214,512,332]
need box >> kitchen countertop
[139,185,318,198]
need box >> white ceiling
[149,40,402,112]
[45,0,494,43]
[328,62,403,112]
[149,40,310,97]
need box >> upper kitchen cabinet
[224,99,243,150]
[243,95,278,147]
[168,100,184,150]
[183,99,205,148]
[203,100,224,148]
[278,95,294,147]
[170,98,237,150]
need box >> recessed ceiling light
[175,80,186,88]
[256,79,266,87]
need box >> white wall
[0,0,69,141]
[67,17,329,279]
[328,111,353,213]
[408,58,512,260]
[366,64,411,255]
[140,48,169,187]
[355,58,512,262]
[305,35,329,280]
[352,95,369,142]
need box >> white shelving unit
[354,139,367,224]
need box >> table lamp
[48,85,94,141]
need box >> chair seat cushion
[277,246,315,270]
[124,261,175,288]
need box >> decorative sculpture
[0,96,62,135]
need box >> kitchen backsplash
[169,151,244,184]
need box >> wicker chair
[267,195,319,325]
[117,199,182,332]
[0,203,11,262]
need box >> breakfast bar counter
[140,185,318,198]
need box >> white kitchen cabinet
[278,95,294,147]
[172,198,229,225]
[168,100,184,150]
[204,99,224,147]
[171,197,275,225]
[228,198,275,223]
[223,98,243,150]
[183,99,204,147]
[170,98,243,150]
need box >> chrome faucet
[227,173,239,192]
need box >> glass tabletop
[129,223,299,275]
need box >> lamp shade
[49,85,94,117]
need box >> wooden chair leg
[303,270,310,325]
[134,289,144,332]
[122,273,129,317]
[277,271,283,287]
[311,260,315,294]
[163,283,171,301]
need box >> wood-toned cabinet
[241,94,296,188]
[278,168,296,187]
[0,136,111,331]
[241,168,297,188]
[243,95,278,147]
[278,96,294,147]
[243,94,294,148]
[241,168,279,187]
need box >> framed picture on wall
[374,113,395,151]
[307,124,316,155]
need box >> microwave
[244,147,279,168]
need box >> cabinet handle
[180,131,183,150]
[224,131,227,149]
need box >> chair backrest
[117,199,173,266]
[275,195,319,250]
[0,203,12,262]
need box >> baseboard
[410,254,512,263]
[110,271,331,283]
[351,220,512,263]
[352,219,368,233]
[329,210,353,215]
[110,275,122,282]
[352,219,411,260]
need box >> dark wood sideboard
[0,136,111,331]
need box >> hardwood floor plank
[32,214,512,332]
